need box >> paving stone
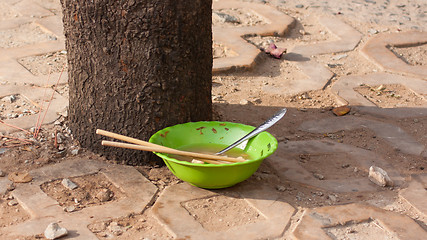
[152,183,295,240]
[29,157,106,184]
[0,60,68,86]
[262,60,334,96]
[400,173,427,218]
[292,203,426,239]
[290,16,362,56]
[299,116,426,156]
[0,17,34,30]
[262,16,355,97]
[267,140,403,193]
[361,31,427,79]
[35,15,65,41]
[212,0,295,73]
[2,158,158,239]
[0,178,12,195]
[0,84,68,134]
[331,73,427,118]
[0,40,65,60]
[0,40,67,88]
[13,0,54,19]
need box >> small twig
[54,129,58,149]
[371,220,385,231]
[20,94,41,109]
[0,135,35,144]
[3,139,19,144]
[0,120,32,135]
[35,64,65,138]
[3,142,32,148]
[34,67,51,138]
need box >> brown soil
[297,152,368,180]
[355,84,427,108]
[182,194,264,231]
[325,219,400,240]
[0,197,30,228]
[88,209,174,240]
[40,173,125,211]
[1,0,426,239]
[389,43,427,66]
[0,94,40,120]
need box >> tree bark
[60,0,213,165]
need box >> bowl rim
[149,121,278,168]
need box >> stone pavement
[1,0,427,239]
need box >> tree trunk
[60,0,213,165]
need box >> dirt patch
[0,94,41,120]
[88,209,174,239]
[324,219,399,240]
[40,173,125,211]
[135,165,181,190]
[397,117,427,147]
[18,51,67,76]
[213,74,339,109]
[182,194,264,231]
[355,84,426,108]
[0,23,57,48]
[389,43,427,66]
[0,197,30,228]
[1,1,427,238]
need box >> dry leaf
[8,172,33,183]
[332,106,351,116]
[22,146,32,152]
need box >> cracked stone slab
[400,173,427,218]
[262,60,334,96]
[152,183,295,240]
[299,116,426,157]
[331,73,427,118]
[290,16,362,57]
[292,203,427,240]
[0,84,68,134]
[212,0,295,73]
[361,31,427,79]
[267,140,403,193]
[2,158,158,239]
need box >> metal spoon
[216,108,287,155]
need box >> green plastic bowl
[149,121,278,189]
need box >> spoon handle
[216,108,287,155]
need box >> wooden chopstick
[101,141,225,164]
[96,129,246,163]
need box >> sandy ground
[0,0,426,239]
